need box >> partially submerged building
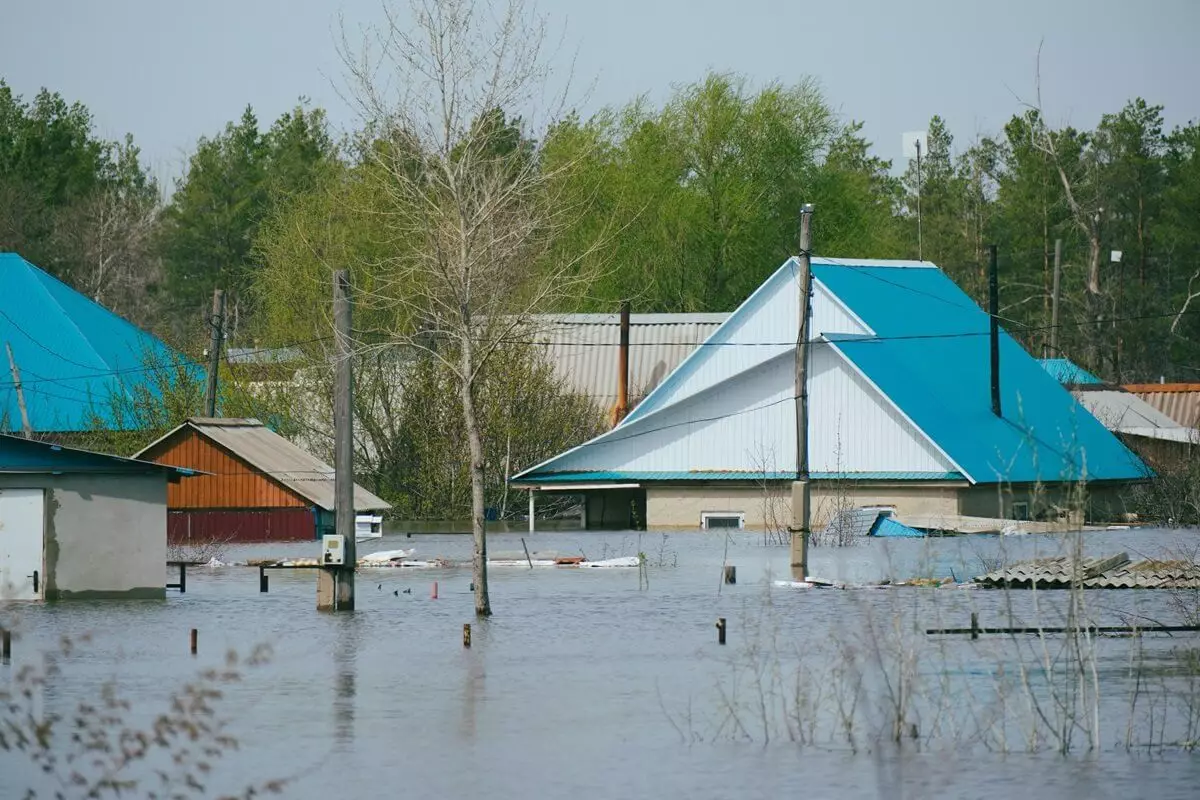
[513,258,1146,530]
[0,252,186,434]
[134,418,390,543]
[0,434,194,600]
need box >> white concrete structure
[0,435,193,600]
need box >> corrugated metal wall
[145,429,307,509]
[168,509,316,543]
[810,345,955,473]
[1126,386,1200,428]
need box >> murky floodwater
[3,527,1200,798]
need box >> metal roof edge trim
[511,470,967,484]
[823,337,975,483]
[811,257,938,269]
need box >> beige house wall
[644,482,962,530]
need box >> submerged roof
[1039,357,1103,386]
[516,257,1146,485]
[135,418,391,511]
[0,253,187,432]
[0,433,194,478]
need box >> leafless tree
[51,183,162,325]
[339,0,606,615]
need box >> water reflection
[332,614,362,748]
[459,622,486,741]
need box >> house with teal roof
[512,257,1147,530]
[0,253,188,434]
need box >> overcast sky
[2,0,1197,184]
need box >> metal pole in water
[260,568,269,593]
[716,617,727,645]
[970,612,980,641]
[1,628,11,662]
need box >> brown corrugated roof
[136,418,391,512]
[1122,384,1200,428]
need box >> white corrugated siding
[534,314,727,410]
[809,346,954,473]
[540,344,951,476]
[543,351,795,473]
[625,263,870,425]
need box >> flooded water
[3,527,1200,799]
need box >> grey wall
[0,473,168,599]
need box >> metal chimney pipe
[989,245,1002,418]
[612,300,631,427]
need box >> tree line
[3,76,1197,381]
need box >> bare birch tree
[340,0,604,615]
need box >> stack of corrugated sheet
[1084,560,1200,589]
[976,553,1200,589]
[975,553,1130,589]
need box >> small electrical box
[322,534,346,566]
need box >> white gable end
[809,344,955,474]
[622,260,870,427]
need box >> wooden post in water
[463,623,472,648]
[260,568,269,593]
[790,204,814,582]
[190,628,198,655]
[970,612,980,641]
[716,617,727,645]
[1,628,11,661]
[724,565,736,584]
[431,581,439,600]
[521,537,534,569]
[320,270,357,611]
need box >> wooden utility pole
[790,204,814,581]
[5,343,32,438]
[326,269,356,610]
[1049,238,1062,357]
[204,289,225,417]
[988,245,1002,418]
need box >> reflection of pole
[204,289,225,417]
[334,270,356,610]
[916,139,923,261]
[790,204,813,581]
[5,342,32,437]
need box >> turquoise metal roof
[0,433,194,476]
[812,264,1145,483]
[0,253,189,432]
[1038,358,1104,386]
[513,470,966,485]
